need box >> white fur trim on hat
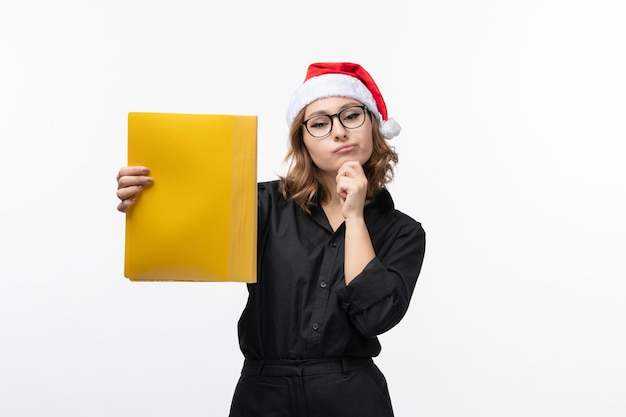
[286,73,381,128]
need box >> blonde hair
[279,107,399,212]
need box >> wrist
[343,215,366,226]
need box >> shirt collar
[366,188,395,215]
[309,188,395,231]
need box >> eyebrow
[305,101,361,118]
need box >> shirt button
[320,281,328,289]
[312,323,319,331]
[329,242,337,247]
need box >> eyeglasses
[302,105,368,138]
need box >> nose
[330,115,348,139]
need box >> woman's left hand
[336,161,368,219]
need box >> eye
[310,121,329,129]
[341,108,363,121]
[307,116,331,129]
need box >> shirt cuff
[335,257,397,315]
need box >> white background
[1,0,625,416]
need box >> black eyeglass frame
[301,105,369,138]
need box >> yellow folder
[124,112,257,283]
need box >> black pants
[228,357,394,417]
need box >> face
[302,96,374,175]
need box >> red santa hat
[286,62,402,139]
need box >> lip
[334,144,357,153]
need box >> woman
[117,62,426,417]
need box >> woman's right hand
[116,166,153,213]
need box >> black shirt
[237,180,426,360]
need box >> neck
[319,172,340,206]
[319,173,344,230]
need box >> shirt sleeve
[335,220,426,338]
[257,181,275,239]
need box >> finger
[337,165,352,178]
[337,162,364,179]
[336,185,348,201]
[117,198,137,213]
[336,169,364,188]
[117,175,153,190]
[336,176,354,201]
[338,160,361,171]
[116,184,146,201]
[116,166,150,182]
[336,167,355,183]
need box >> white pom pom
[380,118,401,139]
